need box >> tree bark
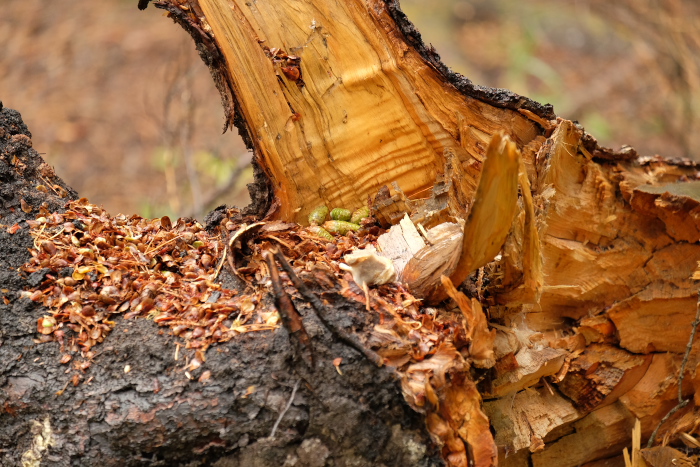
[0,103,441,466]
[2,1,700,466]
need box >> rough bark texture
[0,105,440,466]
[3,1,700,466]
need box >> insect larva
[308,205,329,225]
[330,208,352,222]
[350,206,370,224]
[307,225,334,241]
[323,220,360,235]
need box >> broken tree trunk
[2,1,700,466]
[156,0,549,224]
[153,1,700,465]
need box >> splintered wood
[23,119,700,467]
[137,1,700,465]
[182,0,541,223]
[367,121,700,465]
[485,119,700,465]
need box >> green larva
[330,208,352,222]
[350,206,370,224]
[323,220,360,235]
[308,205,329,225]
[308,225,334,240]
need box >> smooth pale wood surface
[196,0,540,222]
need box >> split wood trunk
[2,1,700,466]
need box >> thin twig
[144,234,184,255]
[263,250,314,366]
[212,238,228,281]
[647,293,700,447]
[270,248,384,367]
[269,379,301,439]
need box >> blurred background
[1,0,698,220]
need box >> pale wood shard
[375,214,424,277]
[486,346,566,398]
[402,223,463,299]
[484,386,580,456]
[517,152,543,301]
[499,152,545,305]
[531,403,636,467]
[403,132,521,304]
[449,133,520,289]
[399,214,426,254]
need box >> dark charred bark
[0,106,439,466]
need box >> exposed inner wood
[194,0,541,223]
[152,1,700,466]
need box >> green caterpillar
[330,208,352,222]
[323,220,360,235]
[308,205,329,225]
